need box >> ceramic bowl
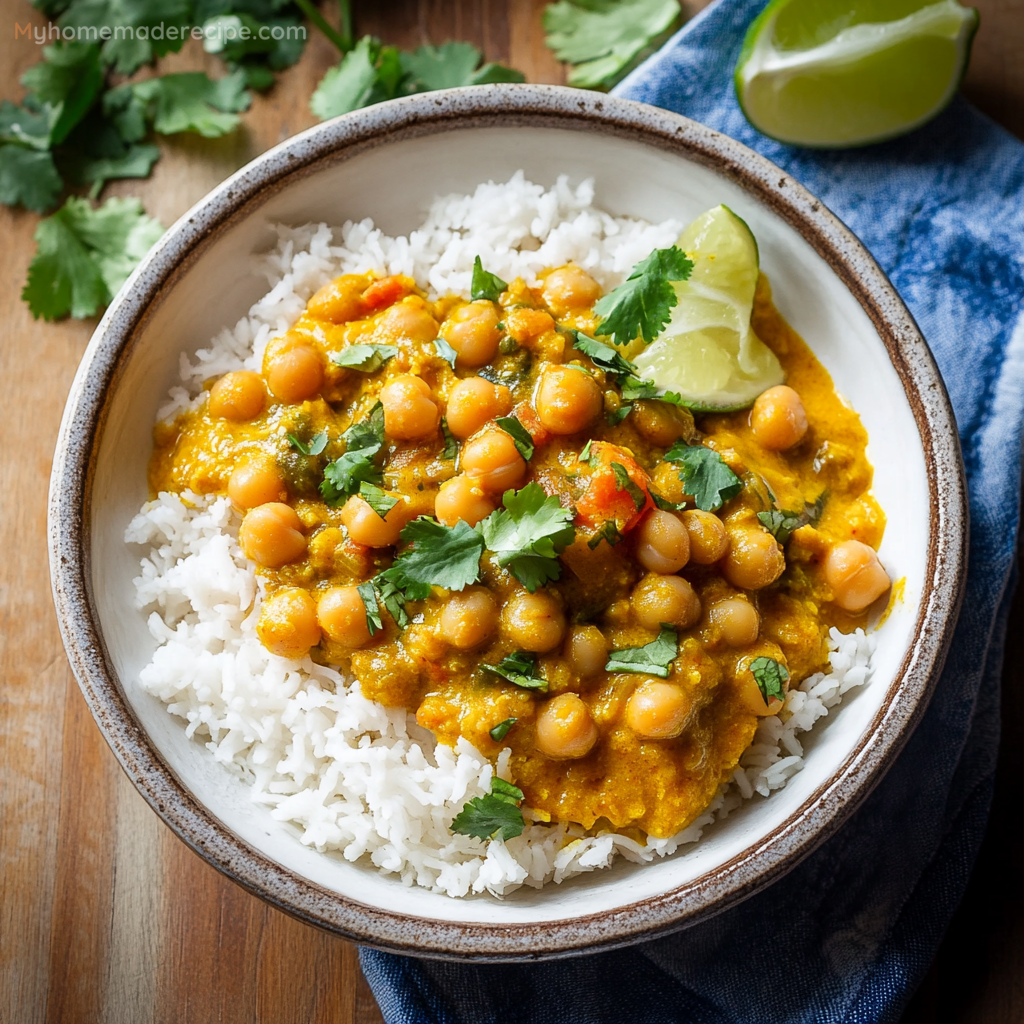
[48,84,967,961]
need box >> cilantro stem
[294,0,351,54]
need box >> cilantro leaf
[665,443,742,512]
[571,330,637,384]
[450,776,525,842]
[359,482,399,519]
[400,41,524,91]
[610,462,646,511]
[0,145,63,213]
[344,400,386,451]
[471,256,507,302]
[357,580,383,637]
[331,344,398,372]
[650,492,685,513]
[22,196,163,320]
[373,574,410,630]
[496,416,534,461]
[619,374,687,408]
[489,718,517,742]
[0,98,59,150]
[377,517,484,600]
[605,627,678,678]
[588,520,623,550]
[433,336,459,370]
[606,404,632,426]
[20,42,103,145]
[200,10,306,89]
[593,246,693,347]
[310,36,405,120]
[478,483,575,592]
[482,651,548,692]
[579,439,593,463]
[440,418,458,460]
[750,656,789,706]
[757,509,805,545]
[320,405,386,505]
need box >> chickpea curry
[151,251,891,842]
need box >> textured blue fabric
[361,3,1024,1020]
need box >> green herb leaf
[22,196,163,320]
[571,330,637,384]
[344,400,386,451]
[610,462,646,511]
[434,336,459,370]
[357,580,383,637]
[496,415,535,461]
[606,404,632,426]
[750,656,789,706]
[478,483,575,592]
[757,509,805,545]
[373,574,409,630]
[440,417,458,460]
[588,520,623,550]
[605,627,678,678]
[20,41,103,145]
[0,145,63,213]
[310,35,405,120]
[320,404,386,504]
[359,482,399,519]
[0,98,59,149]
[489,718,517,742]
[543,0,682,89]
[471,255,507,302]
[619,374,687,407]
[288,430,328,456]
[593,246,693,347]
[650,492,686,513]
[450,776,525,842]
[579,439,593,463]
[331,343,398,372]
[400,40,524,90]
[664,443,742,512]
[377,517,484,600]
[482,652,548,692]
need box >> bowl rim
[48,83,968,961]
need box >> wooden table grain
[1,2,1020,1022]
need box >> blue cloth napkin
[361,3,1024,1019]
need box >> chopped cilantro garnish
[579,439,593,463]
[344,401,386,451]
[605,627,678,678]
[478,483,575,592]
[588,520,623,550]
[356,581,383,637]
[377,517,484,601]
[757,490,828,544]
[489,718,517,742]
[434,336,459,370]
[571,330,637,384]
[470,255,507,302]
[373,574,409,630]
[440,417,458,460]
[288,430,328,456]
[496,415,535,461]
[593,246,693,347]
[359,482,399,520]
[606,404,632,425]
[750,656,789,706]
[450,776,525,842]
[320,403,386,505]
[650,492,686,513]
[330,344,398,372]
[610,462,646,511]
[482,652,548,692]
[620,375,686,407]
[664,443,742,512]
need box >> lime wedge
[629,205,784,412]
[735,0,979,147]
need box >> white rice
[128,174,876,898]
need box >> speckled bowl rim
[48,84,967,962]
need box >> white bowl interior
[89,125,928,926]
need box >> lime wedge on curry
[629,205,784,412]
[735,0,979,147]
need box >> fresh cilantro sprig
[605,627,678,677]
[750,656,789,706]
[471,256,508,302]
[477,483,575,592]
[434,336,459,370]
[665,443,742,512]
[610,462,646,511]
[288,430,328,456]
[593,246,693,347]
[356,580,383,637]
[359,482,399,519]
[450,776,525,842]
[571,330,637,384]
[489,718,517,742]
[330,344,398,372]
[482,652,548,692]
[588,520,623,550]
[496,416,535,461]
[377,517,484,601]
[320,402,386,504]
[757,491,827,544]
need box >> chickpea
[709,598,760,647]
[340,494,407,547]
[825,540,891,612]
[564,625,608,678]
[442,300,501,368]
[380,374,439,441]
[625,681,691,739]
[446,377,513,439]
[257,588,321,659]
[307,275,366,323]
[439,589,499,649]
[208,371,266,421]
[631,574,702,631]
[722,527,785,590]
[317,585,372,648]
[750,385,808,451]
[461,430,527,494]
[535,693,599,759]
[541,264,602,314]
[534,365,603,435]
[630,401,695,447]
[502,591,566,653]
[239,503,307,568]
[435,475,497,527]
[264,340,324,403]
[682,510,729,564]
[376,301,439,344]
[636,510,690,574]
[228,458,287,510]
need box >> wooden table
[2,2,1021,1021]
